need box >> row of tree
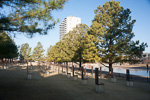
[46,24,99,66]
[20,42,45,65]
[0,32,46,64]
[0,1,148,75]
[46,1,148,75]
[0,0,68,63]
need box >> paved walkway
[0,66,150,100]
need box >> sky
[13,0,150,54]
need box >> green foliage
[90,1,147,74]
[46,45,56,62]
[81,33,100,63]
[0,31,18,60]
[32,42,45,62]
[53,41,65,62]
[47,41,67,62]
[46,45,53,61]
[46,24,100,66]
[20,43,31,61]
[69,24,99,63]
[46,43,61,62]
[0,0,68,37]
[125,40,148,64]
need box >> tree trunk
[79,61,82,68]
[5,58,6,63]
[72,63,74,76]
[72,62,73,73]
[9,58,11,63]
[30,61,32,66]
[38,61,40,67]
[109,38,113,76]
[27,61,28,74]
[109,63,112,76]
[66,62,68,73]
[1,58,4,68]
[91,66,93,76]
[62,63,63,72]
[10,58,12,63]
[79,49,82,68]
[1,58,4,63]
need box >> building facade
[59,16,81,40]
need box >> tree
[46,45,53,62]
[32,42,45,65]
[71,24,99,67]
[125,41,148,64]
[0,31,18,63]
[46,24,100,67]
[46,45,56,62]
[90,1,147,75]
[20,43,32,62]
[61,24,99,67]
[61,30,80,63]
[81,33,100,63]
[0,0,67,37]
[47,42,63,62]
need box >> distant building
[59,16,81,40]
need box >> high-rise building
[59,16,81,40]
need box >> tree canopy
[0,31,18,62]
[0,0,67,37]
[20,43,32,62]
[90,1,147,75]
[46,24,100,67]
[32,42,45,63]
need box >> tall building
[59,16,81,40]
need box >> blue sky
[13,0,150,54]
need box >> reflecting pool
[91,66,149,77]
